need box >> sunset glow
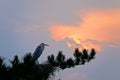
[50,9,120,51]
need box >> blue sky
[0,0,120,80]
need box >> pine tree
[0,48,96,80]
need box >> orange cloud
[49,9,120,51]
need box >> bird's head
[41,43,49,46]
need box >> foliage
[47,48,96,69]
[0,48,96,80]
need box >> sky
[0,0,120,80]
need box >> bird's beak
[45,44,49,46]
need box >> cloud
[49,9,120,51]
[62,72,89,80]
[14,25,40,33]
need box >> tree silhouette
[47,48,96,69]
[0,48,96,80]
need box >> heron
[32,43,49,60]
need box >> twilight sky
[0,0,120,80]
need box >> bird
[32,43,49,60]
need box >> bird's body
[33,43,48,60]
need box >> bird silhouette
[33,43,49,60]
